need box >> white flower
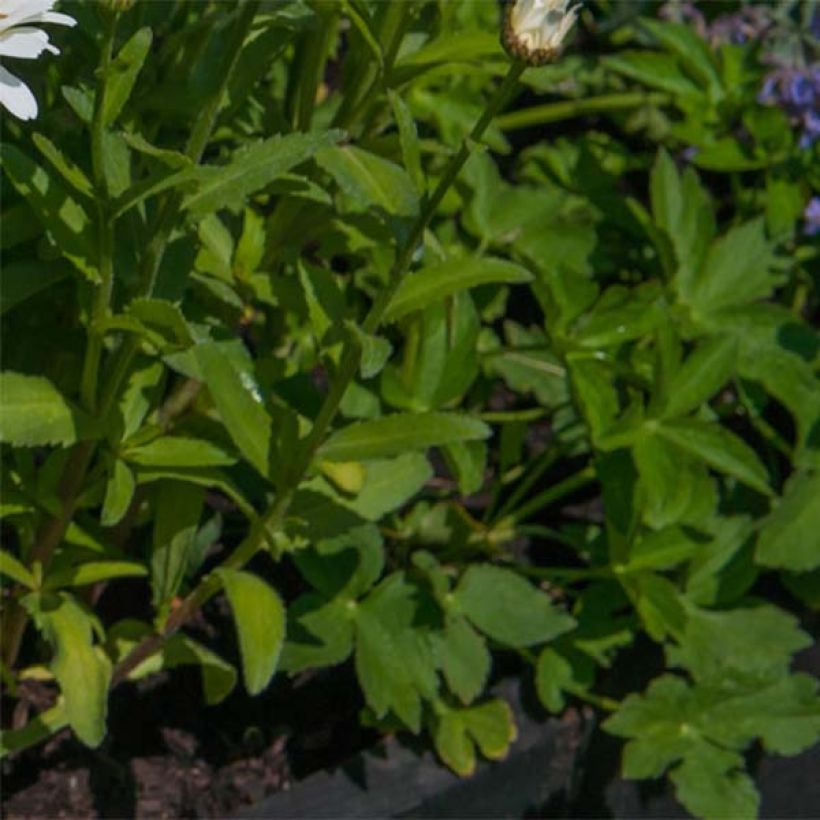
[503,0,580,65]
[0,0,76,121]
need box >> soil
[1,654,378,819]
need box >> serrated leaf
[316,144,418,218]
[384,258,532,322]
[193,342,272,477]
[22,593,111,748]
[354,575,423,731]
[0,144,98,281]
[662,336,737,418]
[455,565,575,647]
[32,133,93,199]
[756,471,820,571]
[688,219,780,315]
[669,746,759,820]
[667,604,811,687]
[0,372,90,448]
[103,27,152,126]
[655,418,771,496]
[183,130,341,217]
[215,568,286,695]
[535,647,575,712]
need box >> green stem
[4,2,261,681]
[112,59,529,684]
[494,91,670,131]
[102,1,261,419]
[79,13,117,412]
[509,465,596,525]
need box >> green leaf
[32,133,94,199]
[661,336,737,418]
[384,257,532,322]
[434,709,476,776]
[44,560,147,590]
[0,372,91,448]
[0,259,71,316]
[354,575,424,731]
[454,565,575,647]
[667,604,811,687]
[654,418,771,496]
[193,342,272,477]
[436,616,491,705]
[22,593,111,748]
[535,647,575,712]
[101,458,135,527]
[0,704,69,758]
[315,144,419,218]
[756,471,820,571]
[634,433,716,529]
[433,699,517,776]
[460,698,516,761]
[442,440,487,496]
[103,27,153,126]
[319,412,490,463]
[124,436,236,468]
[687,219,780,315]
[110,620,236,705]
[215,568,286,695]
[387,89,425,192]
[151,481,204,606]
[280,595,355,674]
[0,144,98,281]
[126,298,194,346]
[669,746,759,820]
[183,130,341,217]
[161,633,237,705]
[346,322,393,379]
[345,452,432,521]
[0,549,35,589]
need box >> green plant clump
[1,2,818,818]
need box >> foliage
[1,2,818,818]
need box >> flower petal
[0,27,59,59]
[0,63,38,120]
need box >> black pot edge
[235,678,594,819]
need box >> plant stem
[79,12,117,412]
[494,91,670,131]
[510,465,596,524]
[112,59,529,685]
[3,2,261,678]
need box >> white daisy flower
[0,0,76,121]
[502,0,580,66]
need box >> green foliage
[1,3,818,818]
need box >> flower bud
[502,0,580,66]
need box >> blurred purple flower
[804,197,820,236]
[789,75,815,107]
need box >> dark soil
[1,654,378,819]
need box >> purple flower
[788,75,815,107]
[804,197,820,237]
[800,110,820,148]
